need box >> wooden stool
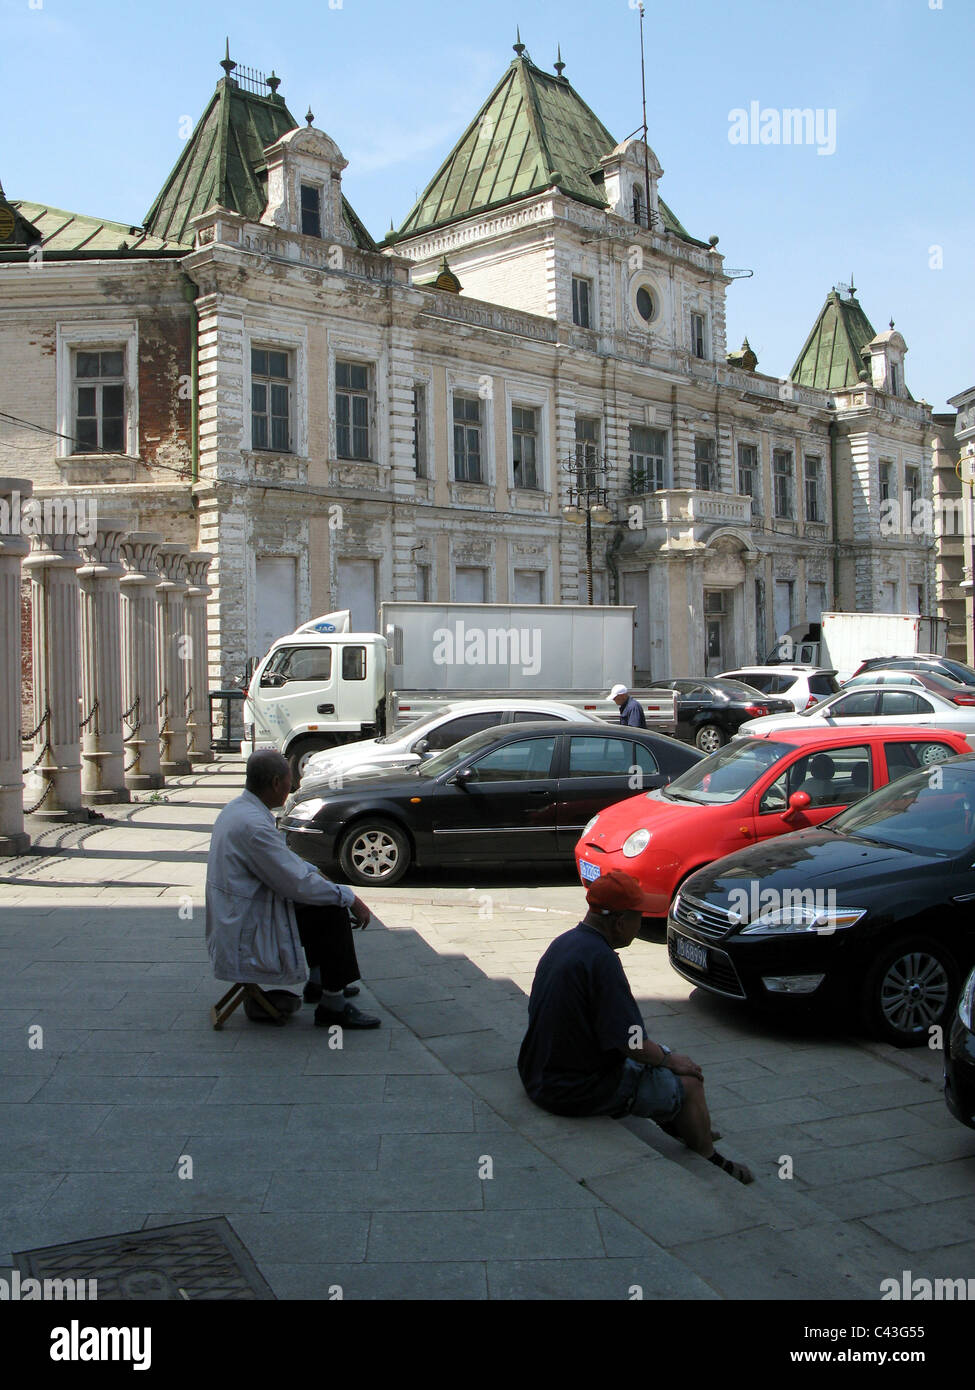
[211,982,288,1029]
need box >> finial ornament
[513,27,526,56]
[267,71,281,94]
[306,107,315,127]
[220,38,236,78]
[554,44,565,76]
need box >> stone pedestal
[184,552,215,763]
[23,525,85,821]
[155,543,192,776]
[120,533,163,790]
[79,518,130,805]
[0,478,33,853]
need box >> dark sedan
[281,721,702,886]
[666,754,975,1046]
[945,966,975,1129]
[654,678,794,753]
[853,654,975,688]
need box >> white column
[23,524,84,820]
[155,543,191,776]
[78,518,130,804]
[0,478,32,853]
[184,551,214,763]
[120,532,163,790]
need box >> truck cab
[245,632,387,779]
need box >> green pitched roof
[790,289,877,391]
[398,52,692,240]
[1,200,184,259]
[144,76,376,252]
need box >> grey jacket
[205,789,354,986]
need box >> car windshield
[662,739,789,804]
[941,659,975,686]
[413,724,509,778]
[374,711,443,745]
[830,763,975,858]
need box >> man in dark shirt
[610,683,646,728]
[518,869,753,1184]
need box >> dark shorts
[604,1057,684,1123]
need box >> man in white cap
[609,683,646,728]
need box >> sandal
[708,1151,754,1184]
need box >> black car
[666,754,975,1046]
[945,965,975,1129]
[853,654,975,688]
[655,678,793,753]
[281,721,702,886]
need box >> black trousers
[293,903,361,992]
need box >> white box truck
[244,602,678,778]
[771,611,949,682]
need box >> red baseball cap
[586,869,655,914]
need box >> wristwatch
[659,1044,672,1057]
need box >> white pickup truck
[244,602,678,779]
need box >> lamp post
[561,452,613,604]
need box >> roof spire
[267,70,281,95]
[554,44,565,76]
[305,106,315,127]
[848,274,856,299]
[889,317,895,330]
[220,38,236,79]
[513,27,526,56]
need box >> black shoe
[303,981,323,1004]
[314,1002,381,1030]
[344,984,360,998]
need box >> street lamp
[561,451,613,604]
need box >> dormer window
[889,362,899,396]
[300,184,322,237]
[632,185,646,229]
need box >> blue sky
[3,0,972,407]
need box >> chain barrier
[121,694,140,736]
[79,698,99,732]
[22,704,50,742]
[23,704,55,814]
[24,775,56,816]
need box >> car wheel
[695,724,726,754]
[918,743,951,767]
[861,936,960,1047]
[287,738,336,787]
[338,819,411,887]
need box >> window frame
[251,345,294,455]
[571,276,593,329]
[695,437,716,492]
[412,382,429,478]
[57,320,139,459]
[804,455,824,523]
[300,182,323,238]
[737,441,760,511]
[690,311,708,360]
[629,425,668,492]
[335,359,374,462]
[773,449,795,519]
[511,404,540,490]
[452,392,484,483]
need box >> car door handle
[528,788,552,796]
[317,704,334,714]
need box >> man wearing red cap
[518,868,753,1184]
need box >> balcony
[634,489,753,528]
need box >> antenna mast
[638,2,652,231]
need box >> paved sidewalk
[0,758,972,1300]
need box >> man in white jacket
[206,749,380,1028]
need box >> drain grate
[14,1218,275,1300]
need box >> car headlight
[581,815,600,837]
[285,797,328,824]
[958,967,975,1030]
[738,906,866,936]
[622,828,651,858]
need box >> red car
[575,726,972,917]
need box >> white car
[738,683,975,738]
[299,699,603,786]
[719,665,840,713]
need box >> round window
[636,287,654,323]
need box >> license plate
[579,860,601,884]
[674,934,708,971]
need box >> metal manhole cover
[14,1218,275,1300]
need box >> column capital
[184,551,214,595]
[79,517,128,578]
[23,527,83,572]
[120,532,164,583]
[0,478,34,562]
[155,542,190,592]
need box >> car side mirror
[452,766,473,788]
[414,738,430,755]
[783,790,811,821]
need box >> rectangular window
[691,312,707,359]
[905,466,920,510]
[575,416,600,489]
[773,450,795,518]
[300,184,322,238]
[335,360,371,460]
[251,347,291,453]
[889,362,899,396]
[629,426,667,492]
[737,442,759,509]
[512,405,539,490]
[73,349,126,453]
[571,277,592,329]
[879,460,894,503]
[341,646,367,681]
[453,395,483,482]
[804,456,823,522]
[413,384,427,477]
[695,438,715,491]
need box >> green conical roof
[790,289,877,391]
[398,52,692,240]
[144,74,376,252]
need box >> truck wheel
[860,936,959,1047]
[339,819,412,886]
[287,738,336,787]
[695,724,726,754]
